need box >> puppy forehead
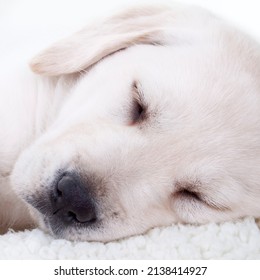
[80,41,246,91]
[73,44,207,100]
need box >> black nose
[51,173,97,225]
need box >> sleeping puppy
[0,4,260,241]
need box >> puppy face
[11,6,260,241]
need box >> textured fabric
[0,218,260,259]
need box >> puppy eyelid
[131,81,147,124]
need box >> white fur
[1,3,260,242]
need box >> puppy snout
[51,173,97,225]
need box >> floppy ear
[30,6,175,76]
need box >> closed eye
[175,189,202,201]
[132,98,145,123]
[174,185,230,212]
[131,81,147,124]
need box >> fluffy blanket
[1,218,260,259]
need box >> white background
[0,0,260,39]
[0,0,260,35]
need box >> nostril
[56,188,62,197]
[67,210,97,224]
[67,211,77,222]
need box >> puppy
[1,4,260,241]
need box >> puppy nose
[51,174,97,224]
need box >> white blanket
[1,218,260,259]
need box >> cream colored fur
[1,4,260,241]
